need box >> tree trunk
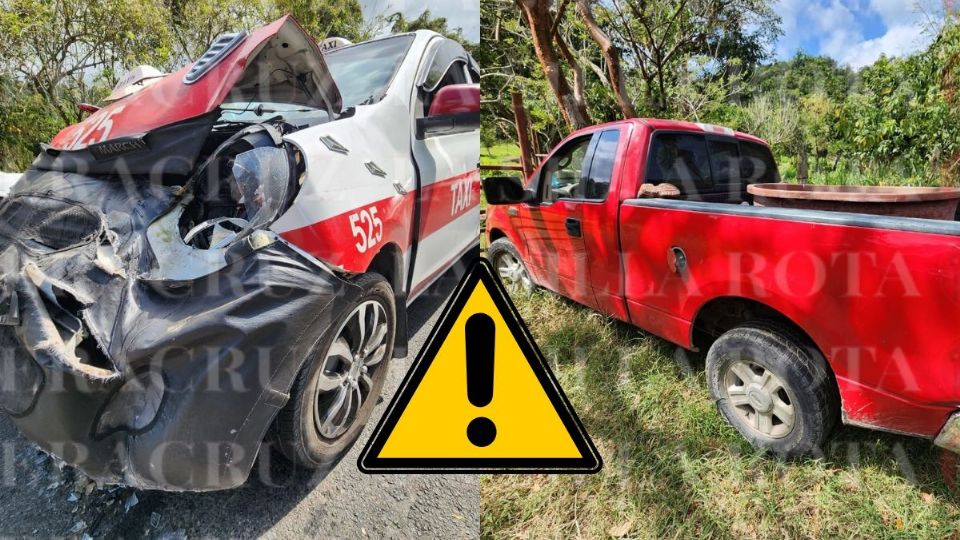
[552,27,589,121]
[515,0,590,130]
[576,0,636,118]
[798,147,809,183]
[512,92,536,179]
[655,64,668,114]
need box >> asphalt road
[0,268,479,538]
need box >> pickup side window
[740,141,780,184]
[583,130,620,200]
[644,132,779,204]
[645,133,713,193]
[541,136,592,202]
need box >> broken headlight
[181,146,294,249]
[94,370,166,437]
[144,144,297,281]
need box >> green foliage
[479,0,566,151]
[484,0,960,187]
[269,0,365,42]
[0,0,374,172]
[384,9,465,42]
[752,52,855,101]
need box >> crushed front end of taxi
[0,15,363,491]
[0,165,360,491]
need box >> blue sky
[773,0,944,68]
[359,0,480,42]
[357,0,940,67]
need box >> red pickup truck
[483,118,960,457]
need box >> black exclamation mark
[466,313,496,447]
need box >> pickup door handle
[564,217,582,238]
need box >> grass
[481,142,521,171]
[481,291,960,539]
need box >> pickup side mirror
[417,84,480,139]
[482,176,536,205]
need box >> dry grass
[481,291,960,539]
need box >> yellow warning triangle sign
[358,258,601,473]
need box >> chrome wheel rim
[723,359,796,439]
[313,300,389,440]
[494,252,531,291]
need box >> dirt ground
[0,270,479,539]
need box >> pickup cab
[483,118,960,457]
[0,16,479,490]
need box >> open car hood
[49,15,342,152]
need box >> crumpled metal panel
[0,169,361,490]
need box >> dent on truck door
[519,134,599,308]
[409,41,480,298]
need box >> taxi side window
[421,41,469,115]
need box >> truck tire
[272,272,395,469]
[488,238,535,293]
[706,322,838,458]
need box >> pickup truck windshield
[324,35,415,109]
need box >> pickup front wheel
[272,272,395,469]
[488,238,534,293]
[706,322,838,458]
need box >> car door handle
[565,217,582,238]
[507,207,519,217]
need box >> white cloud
[773,0,936,68]
[773,0,808,58]
[869,0,922,24]
[359,0,480,42]
[839,23,928,68]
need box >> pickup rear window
[644,132,778,203]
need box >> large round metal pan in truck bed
[748,183,960,220]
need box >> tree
[605,0,780,114]
[164,0,267,65]
[576,0,636,118]
[269,0,366,42]
[514,0,592,130]
[0,0,171,123]
[384,9,466,42]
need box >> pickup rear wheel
[488,238,534,293]
[706,322,838,458]
[272,272,395,469]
